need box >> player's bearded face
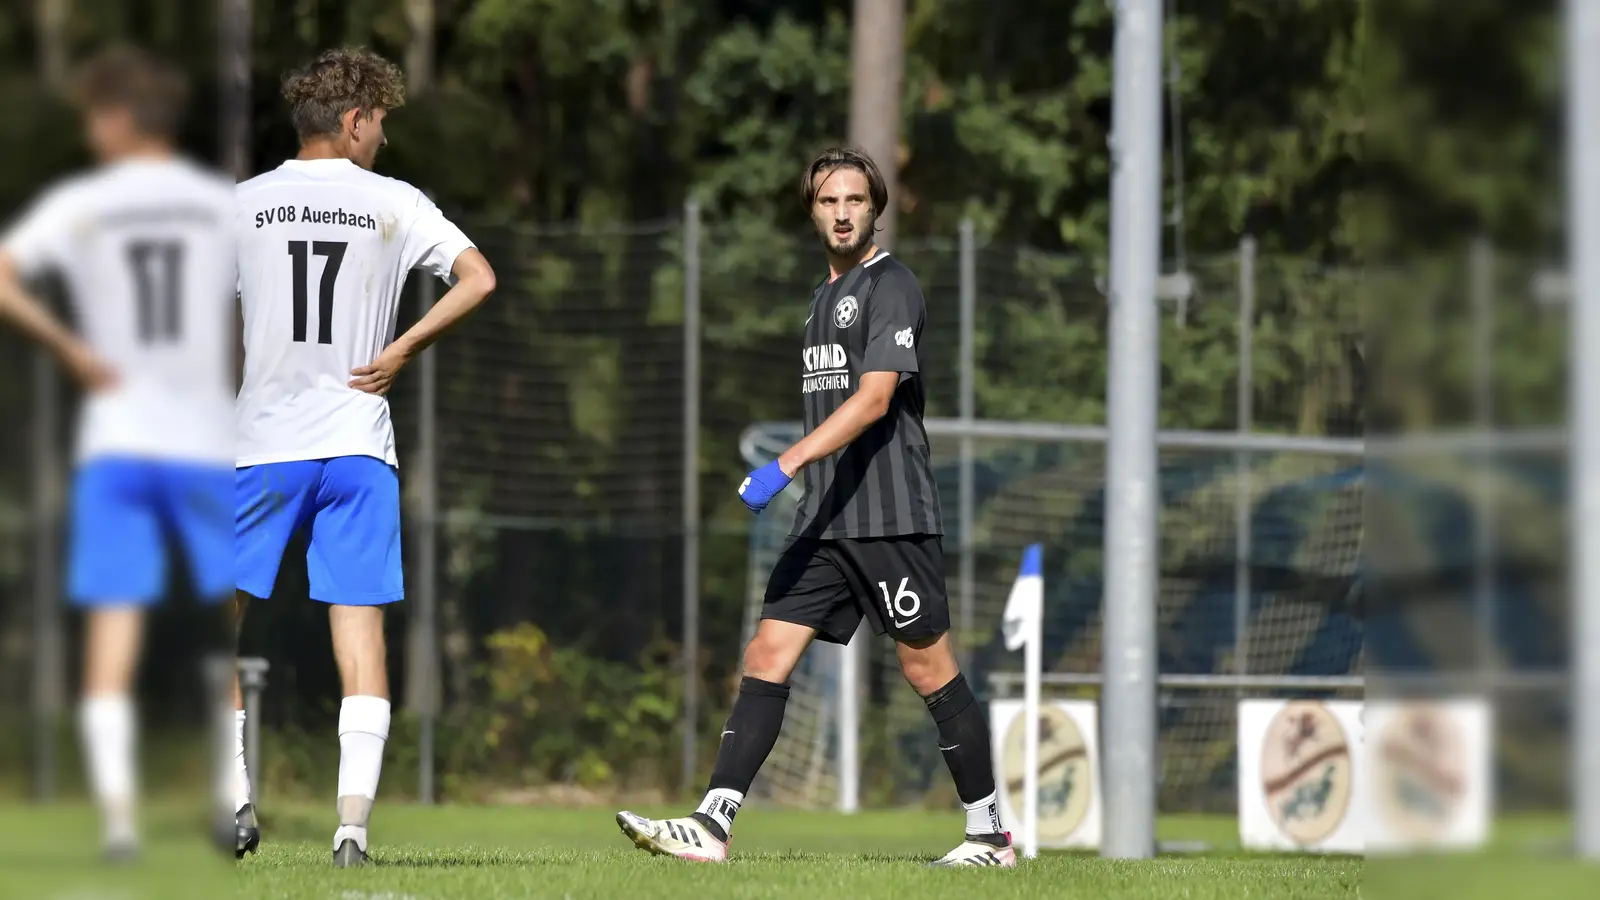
[811,167,875,257]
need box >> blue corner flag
[1002,544,1043,651]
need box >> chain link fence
[5,213,1567,811]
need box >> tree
[848,0,906,250]
[404,0,434,95]
[34,0,69,94]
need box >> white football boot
[930,832,1017,867]
[615,811,728,863]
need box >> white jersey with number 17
[235,158,473,468]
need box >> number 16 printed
[878,577,922,625]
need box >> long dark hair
[800,147,888,234]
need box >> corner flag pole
[1004,544,1045,858]
[1022,572,1041,859]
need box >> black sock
[690,676,790,841]
[924,674,1005,843]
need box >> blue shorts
[235,456,404,606]
[68,456,234,607]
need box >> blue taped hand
[738,459,793,513]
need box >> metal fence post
[1469,237,1496,673]
[31,350,62,802]
[1567,0,1600,857]
[838,625,863,813]
[681,198,703,796]
[1102,0,1164,860]
[238,658,270,806]
[1234,236,1256,689]
[31,1,68,806]
[414,272,440,804]
[958,218,977,667]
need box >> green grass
[250,805,1362,899]
[6,802,1597,899]
[0,803,1365,899]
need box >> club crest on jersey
[833,295,859,328]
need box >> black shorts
[762,535,950,645]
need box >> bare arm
[776,371,899,476]
[391,247,497,357]
[0,252,114,389]
[349,248,497,394]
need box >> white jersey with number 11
[235,158,474,468]
[0,157,236,466]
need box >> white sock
[335,695,389,849]
[963,791,1003,837]
[79,694,137,844]
[234,709,253,814]
[695,788,744,839]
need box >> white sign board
[1364,698,1492,853]
[989,699,1101,849]
[1238,699,1365,854]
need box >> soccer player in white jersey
[0,47,237,860]
[233,47,496,867]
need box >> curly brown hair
[281,47,405,141]
[69,44,189,137]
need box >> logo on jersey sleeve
[894,327,914,349]
[833,295,859,328]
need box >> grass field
[0,802,1589,900]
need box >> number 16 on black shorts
[762,534,951,645]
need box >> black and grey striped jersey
[790,251,943,539]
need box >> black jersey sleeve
[861,267,925,375]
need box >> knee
[742,635,795,683]
[902,660,949,697]
[899,639,958,697]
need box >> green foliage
[0,0,1564,803]
[479,622,682,790]
[248,623,689,801]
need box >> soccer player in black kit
[616,149,1014,867]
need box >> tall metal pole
[414,274,439,804]
[31,350,61,802]
[398,2,439,804]
[1233,236,1256,690]
[1568,0,1600,859]
[841,0,906,812]
[681,199,703,795]
[1469,238,1496,674]
[219,0,252,181]
[1101,0,1164,860]
[957,218,977,666]
[31,0,70,805]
